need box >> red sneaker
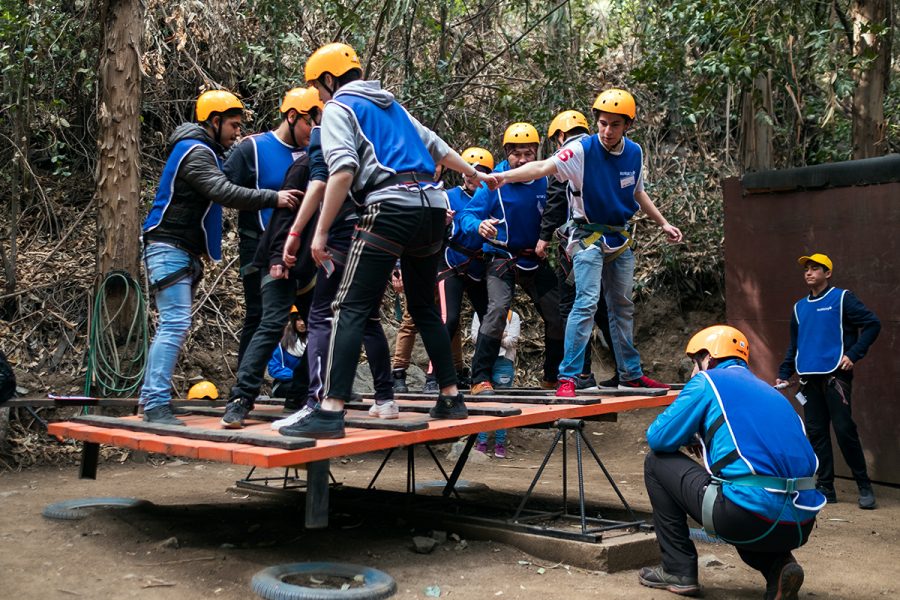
[556,379,577,397]
[619,375,671,390]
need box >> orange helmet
[187,380,219,400]
[461,147,495,171]
[685,325,750,362]
[196,90,243,122]
[305,43,362,83]
[502,122,540,146]
[280,87,324,115]
[547,110,590,138]
[592,89,636,120]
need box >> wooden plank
[70,416,315,450]
[175,406,429,432]
[389,392,604,405]
[8,397,230,408]
[345,401,522,417]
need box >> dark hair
[591,109,633,126]
[280,314,306,348]
[307,106,322,123]
[318,68,363,90]
[566,126,590,137]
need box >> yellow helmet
[196,90,244,122]
[547,110,590,138]
[592,89,636,120]
[305,43,362,83]
[685,325,750,362]
[461,147,495,171]
[187,380,219,400]
[502,122,540,146]
[280,86,324,115]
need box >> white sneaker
[368,400,399,420]
[270,405,313,430]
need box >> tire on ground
[251,562,397,600]
[42,497,152,521]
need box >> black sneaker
[422,376,439,394]
[221,397,254,429]
[765,561,804,600]
[858,486,877,510]
[638,566,701,597]
[816,484,837,503]
[392,369,409,393]
[597,374,619,388]
[429,392,468,420]
[575,373,599,390]
[143,404,185,426]
[283,398,303,413]
[279,408,345,439]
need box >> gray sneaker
[143,404,185,427]
[221,397,254,429]
[638,566,701,597]
[368,400,400,419]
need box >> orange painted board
[50,392,676,469]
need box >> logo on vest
[619,171,636,188]
[816,306,833,312]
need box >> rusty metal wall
[723,176,900,485]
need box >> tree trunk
[739,72,774,172]
[850,0,892,159]
[96,0,142,281]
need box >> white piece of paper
[795,391,807,406]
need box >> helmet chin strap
[210,116,222,145]
[286,113,299,147]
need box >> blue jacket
[458,160,547,270]
[648,359,825,522]
[267,345,303,381]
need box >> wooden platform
[47,392,676,469]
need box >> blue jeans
[477,429,507,445]
[139,243,196,410]
[492,356,515,388]
[558,246,642,381]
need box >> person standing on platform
[220,88,322,428]
[225,88,318,366]
[776,253,881,510]
[539,110,618,390]
[642,325,824,599]
[139,90,301,425]
[459,123,565,396]
[279,43,492,439]
[488,89,682,397]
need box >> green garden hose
[82,271,148,406]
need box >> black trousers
[556,259,616,375]
[436,259,488,340]
[644,451,814,580]
[801,374,871,488]
[272,352,310,402]
[471,257,564,384]
[237,232,263,366]
[306,240,393,406]
[326,204,455,401]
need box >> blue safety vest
[245,131,304,231]
[143,139,223,261]
[794,287,846,375]
[579,135,642,248]
[332,91,436,176]
[702,365,822,522]
[445,186,486,277]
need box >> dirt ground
[1,408,898,600]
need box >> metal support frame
[80,441,99,480]
[512,418,643,537]
[366,441,462,499]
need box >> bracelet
[287,231,300,237]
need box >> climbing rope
[83,270,148,402]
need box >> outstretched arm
[635,190,683,243]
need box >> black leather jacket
[144,123,279,257]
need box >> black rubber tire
[42,497,152,521]
[251,562,397,600]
